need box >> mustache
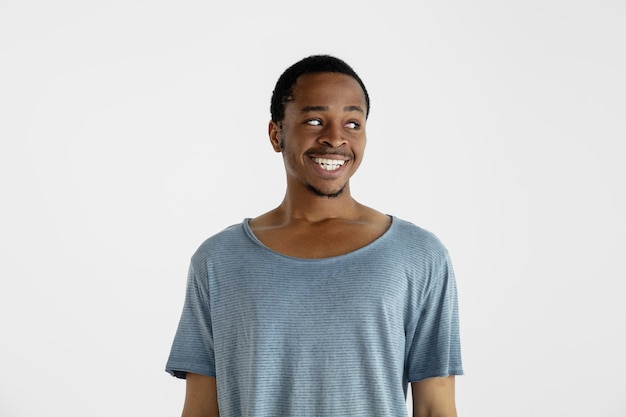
[304,149,352,158]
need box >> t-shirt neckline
[242,215,396,262]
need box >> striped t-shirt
[166,216,463,416]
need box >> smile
[312,158,346,171]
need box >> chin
[307,184,346,199]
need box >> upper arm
[411,375,457,417]
[182,373,219,417]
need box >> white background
[1,1,624,416]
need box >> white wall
[1,1,624,416]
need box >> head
[267,58,369,199]
[270,55,370,124]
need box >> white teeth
[313,158,346,171]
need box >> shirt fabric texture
[166,216,463,416]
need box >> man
[166,55,463,417]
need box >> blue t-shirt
[166,216,463,416]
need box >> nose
[318,123,346,148]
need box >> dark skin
[252,72,390,258]
[182,72,457,417]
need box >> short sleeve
[406,252,463,382]
[165,262,216,379]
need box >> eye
[306,119,322,126]
[345,121,360,129]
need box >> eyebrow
[299,105,365,114]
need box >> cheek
[353,138,366,158]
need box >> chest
[253,221,389,258]
[210,256,413,348]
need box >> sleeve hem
[408,368,464,383]
[165,362,216,379]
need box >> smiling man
[166,55,463,417]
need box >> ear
[268,121,282,153]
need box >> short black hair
[270,55,370,122]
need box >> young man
[166,55,463,417]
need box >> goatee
[307,184,346,199]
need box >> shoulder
[190,221,249,264]
[384,218,456,292]
[387,217,450,262]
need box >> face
[269,72,368,198]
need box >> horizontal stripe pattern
[166,216,462,416]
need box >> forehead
[289,72,367,106]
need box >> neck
[276,183,362,223]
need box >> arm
[181,373,219,417]
[411,375,457,417]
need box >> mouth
[310,157,347,171]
